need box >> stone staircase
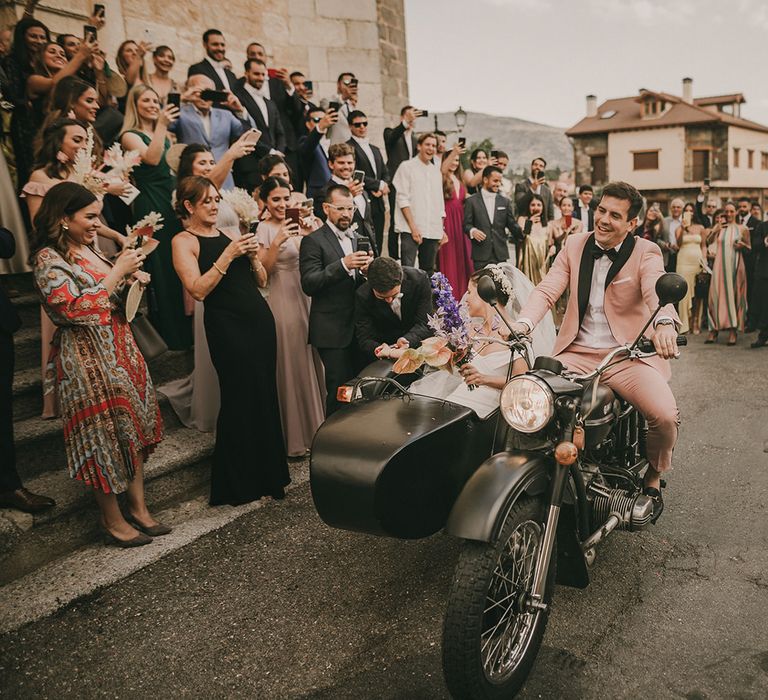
[1,274,217,587]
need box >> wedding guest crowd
[2,2,767,539]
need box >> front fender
[445,451,551,543]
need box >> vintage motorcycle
[310,273,687,699]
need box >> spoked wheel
[442,497,555,699]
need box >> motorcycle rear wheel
[442,496,555,699]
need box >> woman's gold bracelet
[212,262,227,276]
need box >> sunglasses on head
[352,121,368,128]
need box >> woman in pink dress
[707,202,750,345]
[256,176,325,457]
[437,146,473,300]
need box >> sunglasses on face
[310,116,322,123]
[342,78,358,86]
[351,121,367,128]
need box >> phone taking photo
[328,101,341,112]
[93,3,105,18]
[458,137,466,148]
[352,170,365,184]
[166,92,181,109]
[242,128,261,145]
[285,208,301,231]
[84,25,98,41]
[200,89,228,104]
[357,237,371,254]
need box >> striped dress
[707,225,748,331]
[34,247,163,493]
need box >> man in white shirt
[326,72,359,145]
[662,198,683,272]
[187,29,238,91]
[511,181,681,522]
[551,181,570,221]
[514,156,554,220]
[392,133,445,274]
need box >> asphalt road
[1,335,767,699]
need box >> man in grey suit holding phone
[464,166,523,269]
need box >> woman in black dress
[171,176,289,504]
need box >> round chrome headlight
[500,376,555,433]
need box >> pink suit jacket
[519,231,680,378]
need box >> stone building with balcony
[566,78,768,212]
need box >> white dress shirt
[205,56,230,90]
[578,205,591,230]
[389,292,403,319]
[666,216,681,245]
[392,156,445,239]
[401,121,414,158]
[481,188,496,223]
[573,243,622,349]
[243,82,269,126]
[350,135,386,191]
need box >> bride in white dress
[409,263,556,419]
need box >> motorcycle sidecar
[310,390,501,540]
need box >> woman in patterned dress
[707,201,750,346]
[31,182,167,547]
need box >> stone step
[0,458,309,635]
[12,323,40,373]
[13,394,186,482]
[12,348,193,421]
[0,425,216,586]
[11,292,40,329]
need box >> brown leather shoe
[0,488,56,514]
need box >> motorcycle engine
[590,485,654,532]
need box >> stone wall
[18,0,408,147]
[571,133,608,186]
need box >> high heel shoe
[125,514,173,537]
[100,526,153,548]
[727,332,737,346]
[705,331,718,344]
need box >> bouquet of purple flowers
[393,272,473,375]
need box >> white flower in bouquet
[221,188,260,225]
[71,127,106,197]
[125,212,164,253]
[102,143,141,180]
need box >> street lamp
[432,106,469,135]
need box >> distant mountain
[423,111,572,172]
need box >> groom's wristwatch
[655,319,675,328]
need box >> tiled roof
[566,91,768,136]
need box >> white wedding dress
[408,263,556,419]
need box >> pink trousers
[556,345,679,473]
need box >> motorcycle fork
[529,400,580,610]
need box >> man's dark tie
[592,245,618,261]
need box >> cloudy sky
[404,0,768,129]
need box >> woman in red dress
[438,146,473,300]
[31,182,167,547]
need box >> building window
[761,152,768,170]
[590,155,607,185]
[633,150,659,170]
[748,150,754,168]
[733,148,740,167]
[692,150,710,181]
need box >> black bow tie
[592,245,618,261]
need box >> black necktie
[592,245,618,261]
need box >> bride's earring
[60,221,69,235]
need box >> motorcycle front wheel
[442,496,555,699]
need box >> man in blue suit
[298,107,337,199]
[172,74,251,190]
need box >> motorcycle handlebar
[635,335,687,354]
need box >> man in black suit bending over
[300,185,374,415]
[0,228,56,513]
[187,29,239,91]
[348,110,390,256]
[355,257,433,362]
[464,166,522,269]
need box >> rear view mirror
[655,273,687,306]
[477,276,498,306]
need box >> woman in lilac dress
[438,147,473,300]
[256,177,325,456]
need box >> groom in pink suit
[512,181,681,519]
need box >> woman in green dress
[120,84,191,349]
